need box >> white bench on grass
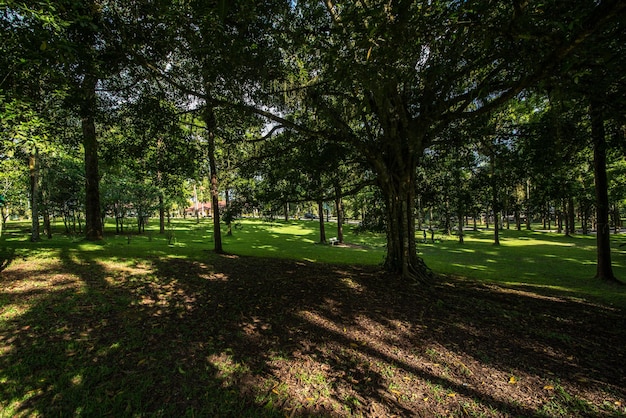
[329,237,339,245]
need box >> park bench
[329,237,339,245]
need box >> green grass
[2,217,626,307]
[1,217,625,417]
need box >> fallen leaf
[447,393,456,397]
[543,385,554,390]
[509,376,517,384]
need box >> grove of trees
[1,0,625,282]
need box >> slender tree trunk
[159,194,165,234]
[0,206,7,237]
[43,209,51,239]
[590,99,616,281]
[444,197,451,235]
[568,197,576,235]
[81,73,103,241]
[458,209,464,244]
[563,199,570,236]
[204,106,223,254]
[491,156,500,245]
[334,184,344,244]
[29,152,40,242]
[317,200,326,243]
[525,179,532,230]
[193,184,200,224]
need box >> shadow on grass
[1,251,625,416]
[0,246,15,272]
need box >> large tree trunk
[378,164,431,282]
[29,151,40,242]
[204,106,223,253]
[81,73,103,241]
[590,99,617,281]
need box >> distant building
[185,200,226,217]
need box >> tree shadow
[0,246,15,272]
[1,250,625,416]
[0,249,285,416]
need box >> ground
[1,252,625,416]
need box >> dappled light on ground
[1,253,625,416]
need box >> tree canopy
[1,0,625,281]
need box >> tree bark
[29,151,40,242]
[590,98,617,281]
[334,184,344,243]
[204,106,223,254]
[317,200,326,243]
[81,73,103,241]
[491,155,500,245]
[568,197,576,235]
[159,194,165,234]
[377,162,431,282]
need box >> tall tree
[139,0,288,253]
[277,1,625,280]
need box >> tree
[273,1,625,281]
[138,0,288,253]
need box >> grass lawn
[1,217,625,416]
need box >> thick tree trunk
[29,152,40,242]
[590,99,617,281]
[379,167,431,282]
[204,106,223,254]
[81,73,103,241]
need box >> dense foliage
[1,0,625,280]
